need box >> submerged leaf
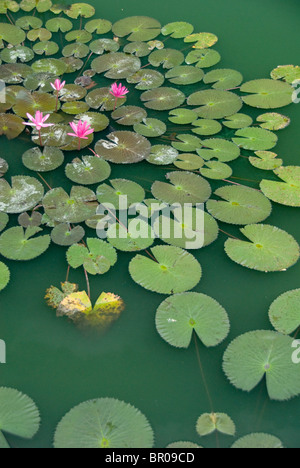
[112,16,161,42]
[196,413,236,437]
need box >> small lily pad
[133,118,166,137]
[0,176,44,213]
[260,166,300,206]
[27,28,52,42]
[223,113,253,129]
[123,41,152,58]
[188,90,243,119]
[174,153,204,171]
[18,211,42,228]
[127,69,164,90]
[46,17,73,33]
[203,68,243,90]
[0,113,24,139]
[165,66,204,85]
[64,3,95,19]
[95,131,151,164]
[200,161,232,180]
[257,112,290,130]
[161,22,194,39]
[111,106,147,126]
[192,119,222,136]
[43,186,97,223]
[20,0,52,13]
[62,101,90,115]
[172,134,202,152]
[232,127,278,151]
[86,87,126,111]
[168,109,198,125]
[33,41,59,56]
[89,38,119,55]
[85,18,112,35]
[112,16,161,42]
[0,226,50,261]
[0,261,10,291]
[59,84,87,102]
[0,158,8,177]
[22,146,64,172]
[197,138,240,162]
[152,171,211,205]
[65,30,92,44]
[186,49,221,68]
[146,145,178,166]
[269,289,300,335]
[196,413,236,437]
[67,238,117,275]
[249,151,283,171]
[149,49,184,69]
[96,179,145,207]
[75,112,109,132]
[271,65,300,84]
[51,224,85,247]
[0,23,26,46]
[141,87,186,111]
[107,221,154,252]
[232,433,283,449]
[184,32,218,49]
[63,43,90,59]
[65,156,111,185]
[15,16,43,30]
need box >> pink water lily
[110,82,129,110]
[23,111,54,146]
[68,120,94,151]
[51,79,66,111]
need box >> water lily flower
[51,79,66,111]
[109,82,129,110]
[23,111,54,146]
[68,120,94,151]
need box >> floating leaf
[95,131,151,164]
[0,212,8,231]
[200,161,232,180]
[15,16,43,30]
[161,22,194,39]
[0,113,24,139]
[207,186,272,224]
[97,179,145,207]
[186,49,221,68]
[45,17,73,33]
[271,65,300,84]
[174,153,204,171]
[43,186,97,223]
[257,112,290,130]
[20,0,52,13]
[65,30,92,44]
[146,145,178,166]
[92,52,141,79]
[51,224,85,247]
[0,261,10,291]
[22,146,64,172]
[75,112,109,132]
[18,211,42,228]
[123,41,151,58]
[13,90,58,117]
[203,68,243,90]
[63,42,90,58]
[134,118,166,137]
[64,3,95,19]
[33,41,59,56]
[129,245,202,294]
[0,158,8,177]
[152,171,211,205]
[249,151,283,171]
[65,156,111,185]
[232,433,283,449]
[156,292,229,348]
[172,134,202,152]
[89,38,119,55]
[192,119,222,136]
[0,23,26,46]
[197,138,240,162]
[0,0,20,14]
[269,289,300,335]
[240,79,293,108]
[54,398,154,448]
[165,66,204,85]
[168,109,198,125]
[67,238,117,275]
[62,101,90,115]
[0,46,34,64]
[141,87,185,111]
[61,57,83,73]
[31,58,67,76]
[27,28,52,42]
[86,87,126,111]
[223,113,253,129]
[24,72,57,92]
[112,16,161,42]
[0,63,32,83]
[127,69,164,90]
[223,330,300,400]
[85,18,112,35]
[224,224,300,272]
[107,221,154,252]
[59,84,87,102]
[0,176,44,213]
[196,413,235,437]
[188,90,243,119]
[32,124,72,148]
[184,32,218,49]
[149,49,184,69]
[111,106,147,126]
[0,226,50,261]
[232,128,278,151]
[167,441,202,448]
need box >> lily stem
[84,268,91,298]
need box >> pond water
[1,0,300,448]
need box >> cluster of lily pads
[0,1,299,448]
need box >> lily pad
[127,69,164,90]
[168,109,198,125]
[184,32,218,49]
[133,118,166,137]
[0,113,24,139]
[63,43,90,58]
[240,79,293,108]
[67,238,117,275]
[188,90,243,119]
[141,87,186,111]
[0,226,50,261]
[54,398,154,448]
[65,156,111,185]
[64,3,95,19]
[200,161,232,180]
[0,23,26,46]
[0,261,9,291]
[0,158,8,177]
[45,17,73,33]
[91,52,141,79]
[96,179,145,207]
[0,176,44,213]
[0,63,32,83]
[85,18,112,35]
[75,112,109,132]
[174,153,204,171]
[27,28,52,42]
[31,58,67,76]
[33,41,59,56]
[0,46,34,64]
[86,87,126,111]
[232,128,278,151]
[203,68,243,90]
[196,413,236,437]
[271,65,300,84]
[232,433,283,449]
[107,221,154,252]
[59,84,87,102]
[89,38,119,55]
[24,72,58,92]
[249,151,283,171]
[269,289,300,335]
[15,16,43,30]
[61,57,83,73]
[13,90,58,117]
[223,113,253,129]
[32,124,72,148]
[192,119,222,136]
[111,106,147,126]
[65,30,92,44]
[43,186,97,223]
[129,245,202,294]
[223,330,300,401]
[260,166,300,207]
[156,292,229,348]
[123,41,152,58]
[167,441,202,448]
[95,131,151,164]
[186,49,221,68]
[161,22,194,39]
[18,211,42,228]
[51,224,85,247]
[62,101,90,115]
[149,49,184,69]
[22,146,64,172]
[0,212,8,231]
[172,134,202,152]
[20,0,52,13]
[112,16,161,42]
[197,138,240,162]
[224,224,300,272]
[146,145,179,166]
[0,0,20,14]
[165,66,204,85]
[257,112,290,130]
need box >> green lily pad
[75,112,109,132]
[63,43,90,58]
[196,413,236,437]
[24,72,58,92]
[13,90,58,117]
[92,52,141,79]
[22,146,64,172]
[240,79,293,108]
[0,261,10,291]
[15,16,43,30]
[184,32,218,49]
[0,63,32,83]
[58,84,87,102]
[171,134,202,152]
[192,119,222,136]
[112,16,161,42]
[269,289,300,335]
[186,49,221,68]
[43,186,97,223]
[0,387,40,448]
[31,58,67,76]
[60,57,83,73]
[161,22,194,39]
[260,166,300,207]
[129,245,202,294]
[207,186,272,224]
[149,49,184,69]
[89,38,119,55]
[0,176,44,213]
[249,151,283,171]
[200,161,232,180]
[51,224,85,247]
[111,106,147,126]
[127,69,164,90]
[54,398,154,448]
[20,0,52,13]
[86,87,126,111]
[0,226,50,261]
[141,87,186,111]
[223,113,253,129]
[67,238,117,275]
[168,109,198,125]
[0,0,19,14]
[0,158,8,177]
[203,69,243,90]
[123,41,151,57]
[65,156,111,185]
[85,18,112,35]
[0,212,8,233]
[133,118,166,137]
[45,17,73,32]
[271,65,300,84]
[197,138,240,162]
[0,113,24,139]
[31,124,72,148]
[257,112,290,130]
[27,28,52,42]
[62,101,90,115]
[65,30,92,44]
[188,90,243,119]
[95,131,151,164]
[33,41,59,56]
[97,179,145,207]
[232,128,278,151]
[223,330,300,401]
[18,211,42,228]
[232,433,283,449]
[64,3,95,19]
[156,292,229,348]
[0,23,26,46]
[0,46,34,64]
[165,66,204,85]
[146,145,178,166]
[107,221,154,252]
[167,442,202,448]
[174,153,204,171]
[224,224,300,272]
[152,171,211,205]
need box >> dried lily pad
[129,245,202,294]
[156,292,229,348]
[127,69,164,90]
[22,146,64,172]
[0,113,24,139]
[249,151,283,171]
[67,238,117,275]
[184,32,218,49]
[223,330,300,401]
[192,119,222,136]
[0,226,50,261]
[174,153,204,171]
[133,118,166,137]
[86,87,126,111]
[31,58,67,76]
[18,211,42,228]
[269,289,300,335]
[65,156,111,185]
[152,171,211,205]
[168,108,198,125]
[171,134,202,152]
[257,112,290,130]
[232,433,283,449]
[271,65,300,84]
[51,224,85,247]
[232,128,278,151]
[0,63,32,83]
[207,186,272,225]
[0,46,34,64]
[197,138,240,162]
[186,49,221,68]
[0,176,44,213]
[149,49,184,69]
[260,166,300,206]
[161,22,194,39]
[85,18,112,35]
[111,106,147,126]
[224,224,300,272]
[92,52,141,79]
[146,145,178,166]
[45,17,73,32]
[141,87,186,111]
[240,79,293,108]
[203,68,243,90]
[75,111,109,132]
[96,179,145,207]
[165,66,204,85]
[188,90,243,119]
[223,113,253,129]
[89,38,119,55]
[200,161,232,180]
[0,158,8,177]
[0,261,10,291]
[43,186,97,223]
[95,131,151,164]
[196,413,235,437]
[112,16,161,42]
[0,23,26,46]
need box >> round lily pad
[43,186,97,223]
[51,224,85,247]
[18,211,42,228]
[271,65,300,84]
[224,224,300,272]
[223,113,253,129]
[58,84,87,102]
[0,212,8,232]
[65,30,92,44]
[54,398,154,448]
[96,179,145,207]
[63,43,90,59]
[92,52,141,79]
[141,87,186,111]
[184,32,218,49]
[107,221,154,252]
[24,72,58,92]
[257,112,290,130]
[85,18,112,35]
[0,113,24,139]
[149,49,184,69]
[0,23,26,46]
[196,413,235,437]
[112,16,161,42]
[232,433,283,449]
[75,112,109,132]
[64,3,95,19]
[89,38,119,55]
[152,171,211,205]
[146,145,178,166]
[0,158,8,177]
[127,69,164,90]
[27,28,52,42]
[174,153,204,171]
[260,166,300,206]
[161,22,194,39]
[123,41,151,58]
[203,68,243,90]
[223,330,300,401]
[188,90,243,119]
[22,146,64,172]
[111,106,147,126]
[129,245,202,294]
[0,46,34,64]
[156,292,229,348]
[168,109,198,125]
[207,186,272,224]
[21,0,52,13]
[240,79,293,108]
[165,66,204,85]
[31,58,67,76]
[15,16,43,30]
[133,118,166,137]
[269,289,300,335]
[0,176,44,213]
[86,87,126,111]
[33,41,59,56]
[0,226,50,261]
[13,90,58,117]
[0,63,32,83]
[232,127,278,151]
[186,49,221,68]
[249,151,283,171]
[0,261,10,292]
[95,131,151,164]
[172,134,202,152]
[200,161,232,180]
[62,101,90,115]
[197,138,240,162]
[192,119,222,136]
[65,156,111,185]
[46,17,73,33]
